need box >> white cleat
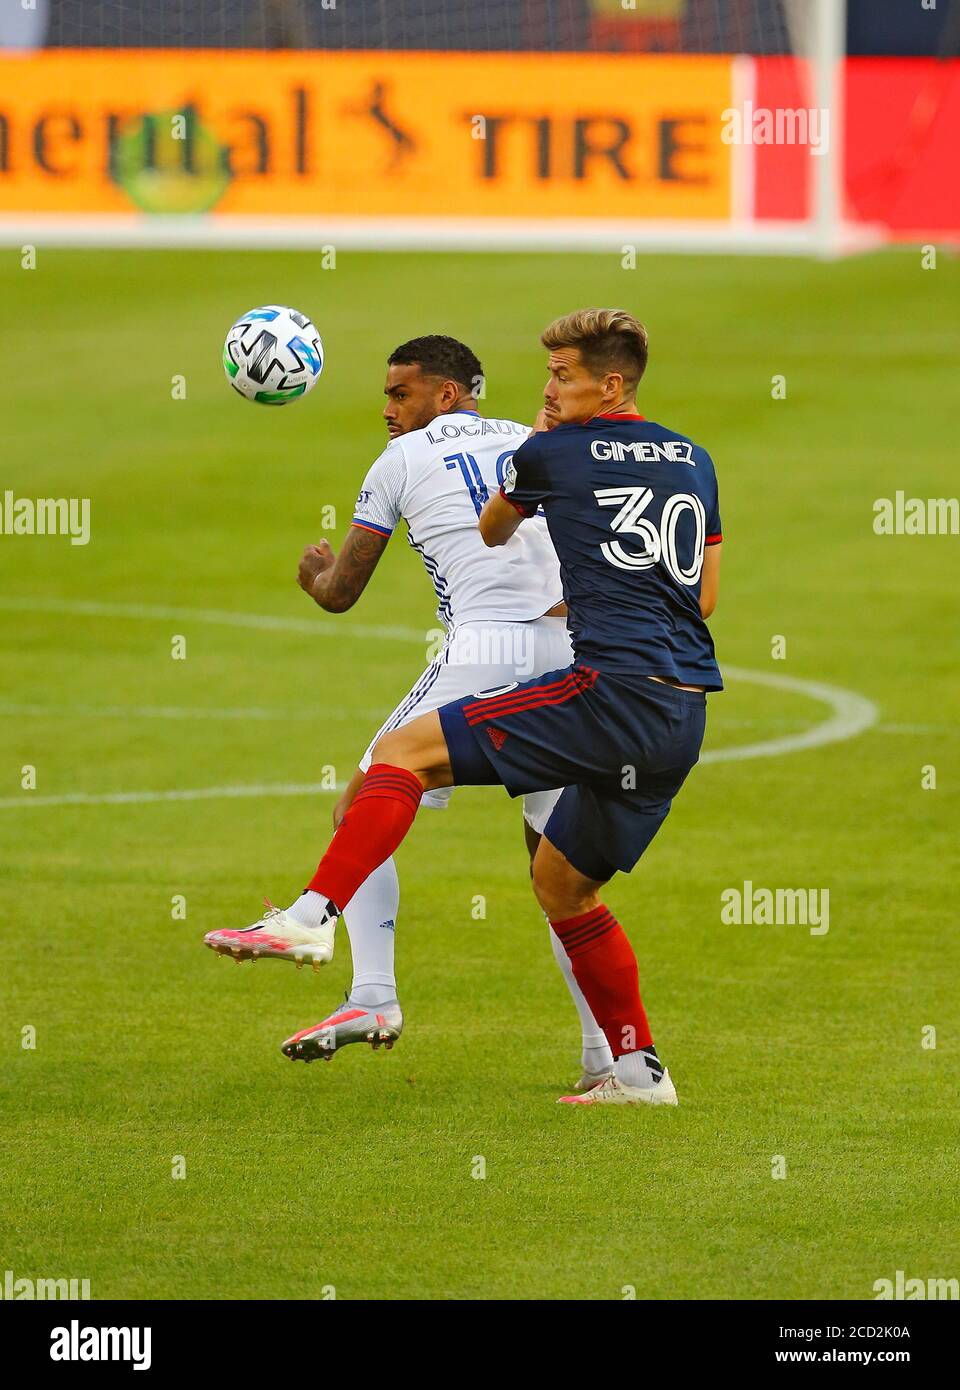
[203,900,336,970]
[558,1070,678,1107]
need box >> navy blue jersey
[501,413,723,689]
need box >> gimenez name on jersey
[591,438,696,464]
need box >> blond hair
[541,308,648,387]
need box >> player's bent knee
[370,728,412,768]
[370,712,454,792]
[531,836,603,921]
[370,730,432,790]
[531,862,596,922]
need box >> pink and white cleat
[558,1071,678,1107]
[281,999,403,1062]
[203,899,336,971]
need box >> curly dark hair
[387,335,484,396]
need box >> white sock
[344,857,400,1008]
[285,889,338,930]
[614,1047,663,1090]
[548,925,614,1074]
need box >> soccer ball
[223,305,324,405]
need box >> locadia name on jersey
[591,439,695,465]
[425,419,525,444]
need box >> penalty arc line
[701,666,878,764]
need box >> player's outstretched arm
[478,491,525,547]
[296,526,390,613]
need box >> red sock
[551,906,652,1057]
[307,763,422,910]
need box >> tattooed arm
[296,526,390,613]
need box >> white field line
[701,666,878,764]
[0,596,425,644]
[875,723,959,735]
[0,702,372,722]
[0,600,880,808]
[0,782,340,809]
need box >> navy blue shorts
[438,663,707,883]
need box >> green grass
[0,249,958,1300]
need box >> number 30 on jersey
[594,486,706,586]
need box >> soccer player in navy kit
[269,309,723,1106]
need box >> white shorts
[360,616,574,832]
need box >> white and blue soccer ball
[223,305,324,405]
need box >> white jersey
[351,410,562,628]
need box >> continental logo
[0,52,734,217]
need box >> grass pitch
[0,249,957,1300]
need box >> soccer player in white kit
[205,337,614,1090]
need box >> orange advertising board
[0,51,733,219]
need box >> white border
[0,214,884,256]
